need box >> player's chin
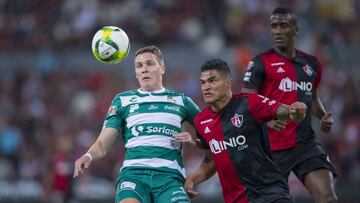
[140,82,153,89]
[274,42,288,49]
[203,98,214,104]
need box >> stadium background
[0,0,359,203]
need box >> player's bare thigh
[303,169,337,203]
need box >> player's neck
[274,44,296,59]
[211,93,232,112]
[140,85,164,92]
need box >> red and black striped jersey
[243,49,322,151]
[194,93,291,203]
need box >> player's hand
[289,102,307,122]
[184,178,199,199]
[266,120,287,131]
[320,112,333,133]
[73,154,92,178]
[173,132,196,147]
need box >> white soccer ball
[91,26,130,64]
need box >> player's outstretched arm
[174,132,206,149]
[276,102,307,122]
[185,151,216,198]
[73,127,118,178]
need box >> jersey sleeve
[103,94,123,130]
[195,132,210,149]
[193,116,210,149]
[313,58,323,91]
[243,56,266,91]
[183,95,201,126]
[248,93,281,123]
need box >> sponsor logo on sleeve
[243,71,251,82]
[120,181,136,190]
[246,61,254,70]
[269,100,277,106]
[107,106,117,116]
[257,95,277,106]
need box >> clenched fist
[289,102,307,122]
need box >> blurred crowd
[0,0,359,202]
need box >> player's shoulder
[233,93,249,99]
[259,49,274,57]
[194,107,212,123]
[112,89,139,106]
[116,89,138,97]
[248,49,273,67]
[164,88,195,102]
[296,49,320,63]
[163,88,184,96]
[233,93,256,104]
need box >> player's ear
[161,65,165,74]
[294,25,299,36]
[226,78,232,88]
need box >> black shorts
[271,138,337,183]
[271,198,294,203]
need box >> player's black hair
[201,58,231,77]
[136,45,164,65]
[271,7,297,25]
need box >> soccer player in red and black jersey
[241,7,338,203]
[175,59,307,203]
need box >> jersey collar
[137,87,166,94]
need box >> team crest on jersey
[107,106,117,116]
[231,114,243,128]
[303,64,313,76]
[166,95,176,103]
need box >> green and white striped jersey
[104,88,200,178]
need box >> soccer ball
[91,26,130,64]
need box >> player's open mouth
[142,77,150,80]
[274,37,284,43]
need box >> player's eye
[281,23,289,29]
[135,63,142,68]
[270,23,278,29]
[147,61,155,66]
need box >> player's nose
[141,67,149,73]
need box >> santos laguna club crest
[231,114,243,128]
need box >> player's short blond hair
[135,45,164,65]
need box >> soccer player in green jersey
[73,45,200,203]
